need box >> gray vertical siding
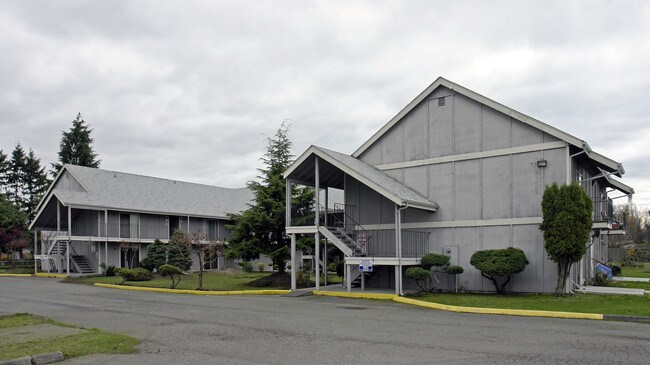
[348,86,571,293]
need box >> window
[438,97,445,107]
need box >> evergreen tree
[0,149,8,196]
[23,149,50,222]
[8,143,26,207]
[0,194,27,256]
[52,113,100,173]
[539,182,593,296]
[226,123,313,273]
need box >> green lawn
[612,280,650,290]
[620,264,650,278]
[0,313,138,362]
[409,293,650,317]
[65,270,288,291]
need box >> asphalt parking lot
[1,277,649,364]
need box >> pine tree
[23,149,50,222]
[0,149,8,196]
[52,113,100,173]
[8,143,27,207]
[226,122,313,273]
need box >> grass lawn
[64,270,289,291]
[612,281,650,290]
[0,313,138,362]
[409,293,650,317]
[620,264,650,278]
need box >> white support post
[57,202,61,274]
[67,205,71,276]
[104,210,108,268]
[346,264,351,292]
[323,239,327,286]
[395,205,400,295]
[315,231,320,290]
[291,234,296,291]
[187,215,190,234]
[324,188,328,227]
[397,209,403,296]
[66,241,70,276]
[314,156,320,290]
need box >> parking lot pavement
[2,277,650,364]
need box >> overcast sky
[0,0,648,210]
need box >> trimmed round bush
[470,247,529,294]
[257,262,265,272]
[420,253,450,269]
[405,267,431,292]
[446,265,464,275]
[238,261,253,273]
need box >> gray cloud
[1,0,648,209]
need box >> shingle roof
[56,164,252,218]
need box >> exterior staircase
[71,255,94,274]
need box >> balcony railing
[363,229,429,258]
[592,198,614,222]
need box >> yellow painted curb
[393,296,604,320]
[313,290,397,301]
[311,290,603,320]
[0,273,33,277]
[94,283,290,296]
[35,273,68,278]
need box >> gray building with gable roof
[29,164,252,275]
[285,77,634,294]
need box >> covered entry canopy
[284,145,438,211]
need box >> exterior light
[537,159,548,168]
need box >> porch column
[66,240,70,276]
[323,239,327,286]
[314,156,320,290]
[323,186,328,286]
[67,205,71,276]
[57,202,61,274]
[395,204,404,296]
[291,234,296,290]
[105,210,109,268]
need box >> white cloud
[0,0,648,209]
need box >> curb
[313,290,396,301]
[94,283,290,296]
[314,290,605,321]
[0,273,68,278]
[0,274,32,277]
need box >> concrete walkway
[578,285,646,296]
[613,276,650,282]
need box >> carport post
[67,205,71,276]
[314,156,320,290]
[290,234,296,290]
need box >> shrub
[420,253,450,270]
[115,267,152,284]
[470,247,529,294]
[257,262,265,272]
[588,272,610,287]
[296,269,311,287]
[238,261,253,273]
[446,265,464,275]
[405,267,431,292]
[159,264,183,289]
[328,263,337,273]
[105,265,116,277]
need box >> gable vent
[438,97,445,107]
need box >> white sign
[359,259,373,272]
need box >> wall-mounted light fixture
[536,159,548,168]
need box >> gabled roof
[285,146,438,211]
[352,77,625,176]
[30,164,252,229]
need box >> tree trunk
[555,261,570,297]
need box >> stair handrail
[321,203,372,256]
